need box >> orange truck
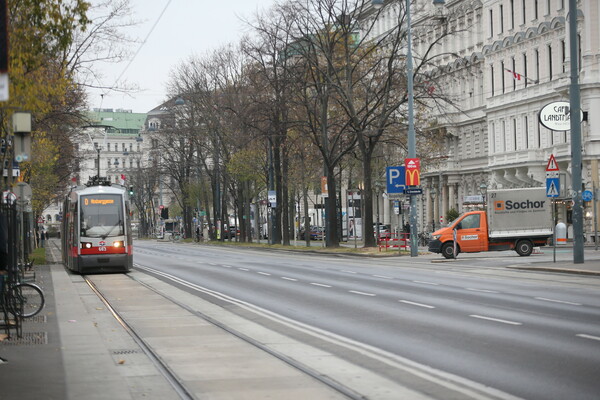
[428,187,553,259]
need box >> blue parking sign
[386,166,405,194]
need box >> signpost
[545,154,560,198]
[546,155,560,262]
[386,166,405,196]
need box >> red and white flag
[506,69,522,80]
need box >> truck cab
[428,211,489,258]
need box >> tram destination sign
[539,101,584,132]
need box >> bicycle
[2,278,45,319]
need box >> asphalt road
[133,241,600,400]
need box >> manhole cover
[26,315,47,324]
[0,332,48,346]
[111,349,140,355]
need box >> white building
[369,0,599,241]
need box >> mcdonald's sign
[405,158,421,186]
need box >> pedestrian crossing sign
[546,177,560,197]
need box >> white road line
[466,288,499,293]
[341,270,357,274]
[535,297,582,306]
[220,265,232,268]
[576,334,600,342]
[349,290,375,297]
[399,300,435,309]
[238,268,249,271]
[310,283,332,288]
[281,277,298,281]
[413,280,439,286]
[373,275,393,279]
[469,315,522,326]
[257,272,271,276]
[209,263,218,266]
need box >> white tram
[61,177,133,273]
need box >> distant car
[222,225,239,239]
[299,226,323,240]
[373,223,392,239]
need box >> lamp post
[430,186,437,231]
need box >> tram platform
[0,239,348,400]
[1,239,600,400]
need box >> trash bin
[556,221,567,245]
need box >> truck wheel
[515,240,533,256]
[441,242,458,259]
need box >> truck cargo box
[487,187,553,238]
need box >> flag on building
[120,174,126,185]
[505,69,522,80]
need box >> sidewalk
[0,239,177,400]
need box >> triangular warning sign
[546,154,559,171]
[547,181,559,197]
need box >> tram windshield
[80,194,124,238]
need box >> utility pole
[569,0,584,263]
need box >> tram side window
[80,194,124,237]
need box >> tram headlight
[113,241,124,248]
[81,242,93,249]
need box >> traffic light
[128,185,134,196]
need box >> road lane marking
[310,283,332,288]
[281,277,298,281]
[220,265,232,268]
[257,272,271,276]
[349,290,375,297]
[238,268,249,271]
[399,300,435,309]
[469,315,522,326]
[576,334,600,342]
[413,280,439,286]
[372,275,393,279]
[466,288,499,293]
[535,297,582,306]
[341,270,357,274]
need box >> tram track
[82,271,366,400]
[83,275,195,400]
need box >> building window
[548,44,553,81]
[560,39,566,73]
[524,116,529,149]
[107,143,111,151]
[534,49,540,83]
[534,0,539,20]
[512,57,517,91]
[522,0,526,24]
[510,0,515,29]
[491,122,496,153]
[499,5,504,33]
[502,121,506,152]
[513,119,517,150]
[523,53,529,88]
[501,61,506,93]
[489,9,494,37]
[490,65,495,96]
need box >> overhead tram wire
[102,0,174,98]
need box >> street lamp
[371,0,445,255]
[479,183,487,209]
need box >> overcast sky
[88,0,277,114]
